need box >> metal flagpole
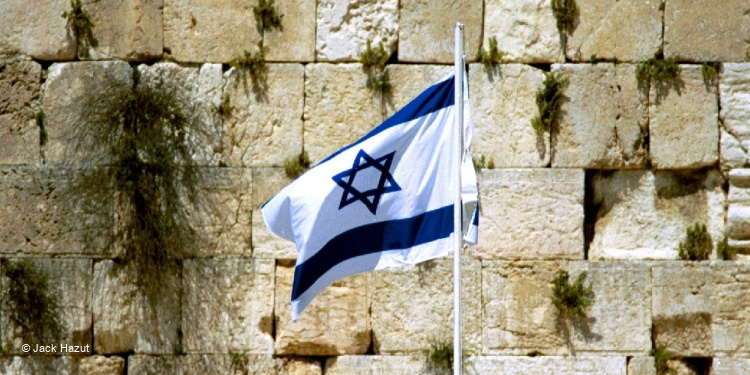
[453,22,464,375]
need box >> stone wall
[2,0,750,374]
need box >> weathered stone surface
[0,0,76,60]
[303,64,383,163]
[275,263,369,355]
[664,0,750,62]
[464,356,627,375]
[370,258,481,354]
[483,0,563,63]
[720,64,750,171]
[650,65,719,169]
[93,260,180,354]
[713,358,750,375]
[252,167,296,259]
[183,259,274,354]
[589,170,725,260]
[653,313,713,357]
[43,61,132,165]
[399,0,483,63]
[0,167,115,257]
[551,64,648,169]
[0,259,92,355]
[280,358,323,375]
[221,64,304,167]
[128,354,283,375]
[0,59,41,165]
[468,63,548,168]
[80,355,125,375]
[482,261,567,355]
[0,356,80,375]
[384,64,453,117]
[82,0,163,60]
[728,169,750,250]
[264,0,315,61]
[473,169,584,260]
[627,357,656,375]
[566,0,662,62]
[325,356,427,375]
[164,0,262,63]
[315,0,398,62]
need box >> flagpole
[453,22,464,375]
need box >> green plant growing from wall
[552,0,578,35]
[652,344,676,375]
[424,339,453,372]
[230,49,269,87]
[678,223,712,261]
[472,154,495,170]
[478,37,506,68]
[701,62,721,86]
[61,0,97,56]
[284,151,311,179]
[717,237,737,260]
[230,351,250,375]
[635,57,681,90]
[551,270,594,320]
[360,39,392,95]
[253,0,283,32]
[532,72,568,135]
[214,93,233,117]
[35,110,47,147]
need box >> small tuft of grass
[487,158,495,170]
[473,155,486,170]
[551,270,594,320]
[478,37,506,68]
[284,151,311,179]
[424,339,453,371]
[652,344,676,375]
[253,0,283,31]
[701,62,720,86]
[214,93,233,117]
[717,237,737,261]
[35,110,48,146]
[230,351,250,374]
[532,72,568,135]
[230,49,268,84]
[61,0,97,55]
[636,57,682,87]
[366,71,392,95]
[678,223,712,261]
[552,0,578,35]
[360,39,389,72]
[172,343,185,355]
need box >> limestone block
[369,258,481,354]
[275,263,369,355]
[468,63,548,167]
[0,59,41,165]
[664,0,750,62]
[566,0,662,62]
[280,358,323,375]
[252,168,296,259]
[221,64,304,167]
[650,65,719,169]
[482,261,567,355]
[80,356,125,375]
[653,313,712,357]
[164,0,262,63]
[474,169,584,260]
[384,65,453,117]
[399,0,483,63]
[303,64,383,163]
[183,259,274,354]
[728,169,750,249]
[0,167,115,257]
[0,356,79,375]
[589,170,725,260]
[464,356,627,375]
[43,61,132,165]
[720,64,750,170]
[82,0,163,60]
[0,0,76,60]
[713,358,750,375]
[567,261,652,353]
[264,0,315,61]
[93,260,180,354]
[551,64,648,169]
[324,356,426,375]
[0,259,92,355]
[128,354,282,375]
[315,0,398,62]
[627,357,656,375]
[483,0,563,63]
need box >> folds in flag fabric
[262,71,478,321]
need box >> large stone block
[93,260,180,354]
[275,263,369,355]
[324,356,426,375]
[713,358,750,375]
[720,64,750,171]
[589,170,725,260]
[473,169,584,260]
[566,0,662,62]
[315,0,398,62]
[370,258,481,354]
[468,63,548,168]
[221,64,304,167]
[551,64,648,169]
[0,167,115,257]
[264,0,315,61]
[383,64,453,117]
[164,0,262,63]
[399,0,483,63]
[0,0,76,60]
[650,65,719,169]
[0,259,92,355]
[82,0,163,60]
[464,356,627,375]
[183,259,274,354]
[0,59,41,165]
[483,0,563,63]
[128,354,297,375]
[664,0,750,62]
[80,356,126,375]
[252,168,296,260]
[303,64,383,163]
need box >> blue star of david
[332,149,401,214]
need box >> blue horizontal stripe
[291,205,455,300]
[316,76,455,166]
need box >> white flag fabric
[262,71,478,321]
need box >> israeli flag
[262,71,478,321]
